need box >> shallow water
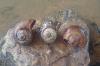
[0,0,100,38]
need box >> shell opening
[63,25,86,48]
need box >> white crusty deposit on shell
[41,28,57,43]
[40,20,57,44]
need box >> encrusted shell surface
[41,28,57,43]
[13,19,36,45]
[40,9,74,44]
[40,20,57,43]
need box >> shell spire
[13,19,36,45]
[40,20,57,44]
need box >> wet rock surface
[0,10,99,66]
[0,33,71,66]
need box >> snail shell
[59,18,89,48]
[41,20,57,44]
[13,19,36,45]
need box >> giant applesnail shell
[41,20,57,44]
[13,19,36,45]
[58,18,89,48]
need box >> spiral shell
[13,19,36,45]
[41,20,57,44]
[59,18,89,48]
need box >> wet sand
[0,0,100,38]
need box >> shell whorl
[59,18,89,48]
[41,21,57,44]
[13,19,36,45]
[41,28,57,43]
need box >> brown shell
[63,25,86,48]
[59,18,89,48]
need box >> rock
[0,9,99,66]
